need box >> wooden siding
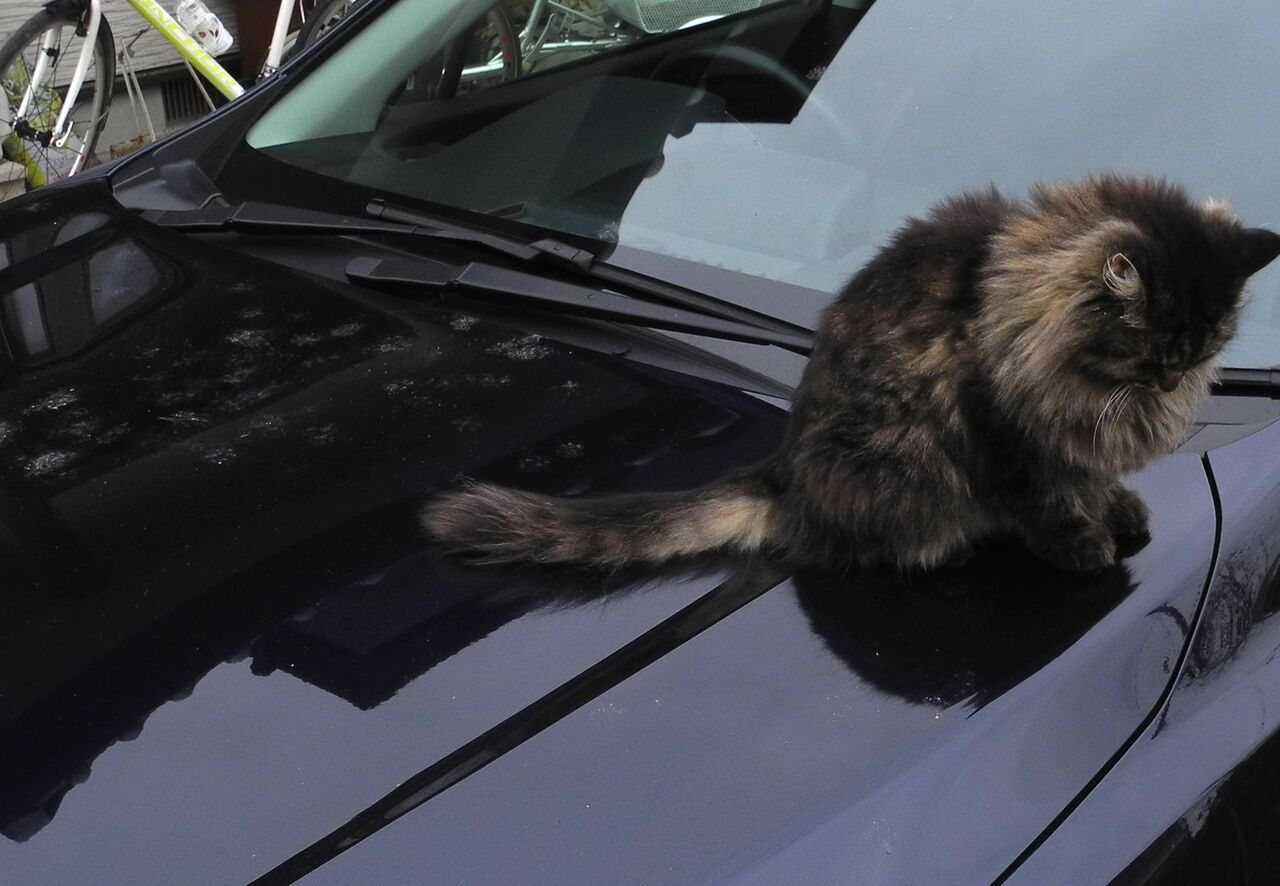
[0,0,241,75]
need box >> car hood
[0,184,1219,884]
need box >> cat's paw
[1030,529,1117,573]
[1107,486,1151,558]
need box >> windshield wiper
[345,254,814,354]
[363,200,809,337]
[1214,368,1280,395]
[141,199,811,339]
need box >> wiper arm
[345,255,814,354]
[140,199,562,261]
[365,199,811,337]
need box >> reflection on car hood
[0,183,1220,884]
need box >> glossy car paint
[2,177,1276,886]
[289,453,1216,886]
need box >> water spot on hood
[239,306,266,319]
[247,415,287,438]
[519,455,551,471]
[227,385,285,411]
[556,442,584,459]
[370,336,415,354]
[450,314,478,332]
[202,446,236,465]
[383,379,416,396]
[451,416,482,432]
[56,417,101,441]
[25,388,79,414]
[157,387,205,406]
[0,421,16,446]
[98,423,131,444]
[291,333,323,347]
[159,411,209,429]
[221,367,256,385]
[554,381,583,395]
[330,322,363,338]
[461,373,513,389]
[25,450,76,476]
[227,329,270,349]
[486,334,552,361]
[308,424,338,446]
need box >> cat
[422,174,1280,573]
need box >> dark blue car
[4,0,1280,883]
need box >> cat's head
[1064,176,1280,394]
[981,174,1280,468]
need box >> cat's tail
[421,469,785,568]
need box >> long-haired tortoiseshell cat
[424,175,1280,572]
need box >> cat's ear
[1103,251,1142,297]
[1235,227,1280,277]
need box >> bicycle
[0,0,746,191]
[0,0,518,191]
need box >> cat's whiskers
[1105,386,1135,448]
[1092,384,1127,452]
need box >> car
[4,0,1280,883]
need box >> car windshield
[244,0,1280,369]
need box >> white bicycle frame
[11,0,312,175]
[13,0,102,155]
[14,0,641,177]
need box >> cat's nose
[1157,369,1184,392]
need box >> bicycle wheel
[430,3,521,98]
[294,0,359,52]
[0,5,115,189]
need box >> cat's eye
[1085,292,1123,315]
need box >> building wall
[1,0,241,75]
[2,0,244,195]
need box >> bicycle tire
[0,5,115,188]
[294,0,359,53]
[431,2,522,98]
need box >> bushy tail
[421,471,784,568]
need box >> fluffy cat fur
[423,175,1280,572]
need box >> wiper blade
[1214,368,1280,395]
[345,255,814,354]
